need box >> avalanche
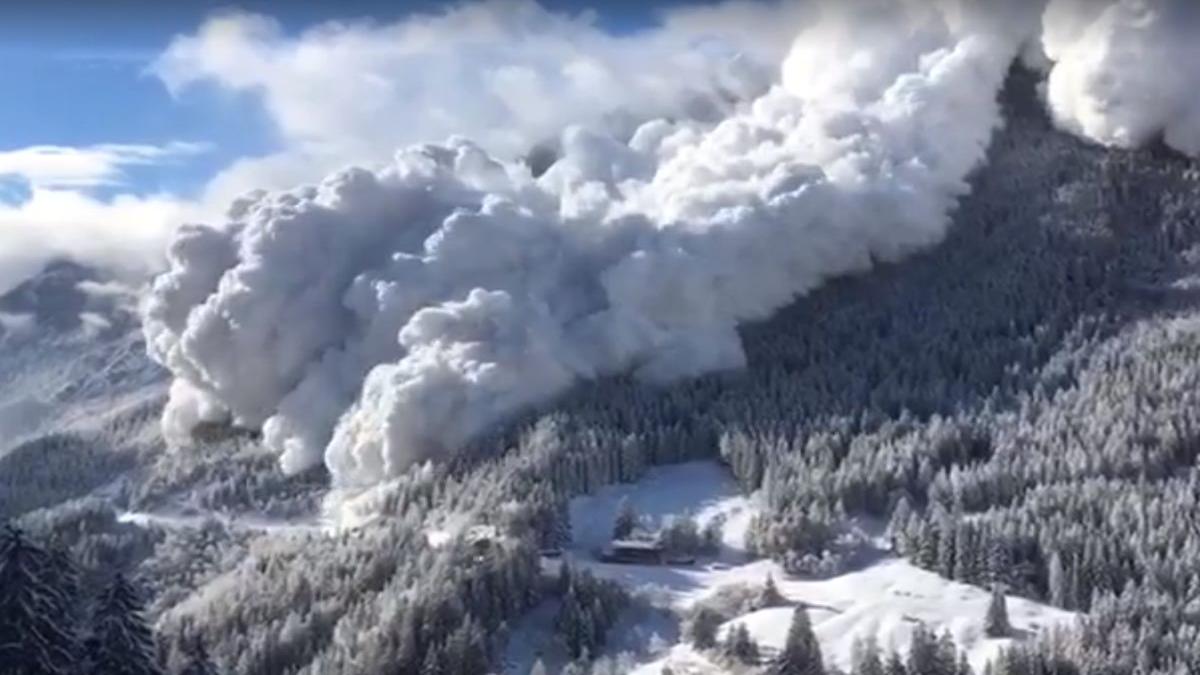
[143,0,1200,489]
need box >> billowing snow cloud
[145,0,1043,487]
[153,1,776,164]
[1040,0,1200,155]
[142,0,1200,489]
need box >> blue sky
[0,0,780,296]
[0,0,705,199]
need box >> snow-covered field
[568,461,757,559]
[629,558,1078,674]
[546,461,1077,674]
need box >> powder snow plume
[1039,0,1200,155]
[144,0,1200,489]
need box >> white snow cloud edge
[142,0,1200,490]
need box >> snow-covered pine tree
[935,508,956,579]
[0,525,81,675]
[756,572,788,610]
[888,496,913,549]
[984,584,1011,638]
[85,573,162,675]
[956,650,974,675]
[985,537,1011,589]
[441,613,487,675]
[551,496,572,548]
[952,524,976,583]
[420,643,444,675]
[773,604,825,675]
[556,559,572,595]
[687,607,721,650]
[724,623,759,665]
[700,514,724,555]
[934,631,959,675]
[906,624,941,675]
[1046,551,1067,609]
[885,650,907,675]
[612,497,637,540]
[851,635,885,675]
[557,590,590,659]
[179,637,220,675]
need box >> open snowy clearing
[568,460,758,560]
[629,557,1078,674]
[554,461,1077,674]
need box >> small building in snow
[600,538,664,565]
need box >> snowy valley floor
[505,461,1076,674]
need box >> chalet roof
[609,538,663,551]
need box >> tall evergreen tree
[179,636,219,675]
[956,651,974,675]
[0,525,81,675]
[933,631,959,675]
[851,635,884,675]
[985,538,1011,588]
[85,574,162,675]
[888,497,913,547]
[687,608,721,651]
[757,572,788,610]
[885,651,908,675]
[984,585,1011,638]
[724,623,759,665]
[442,613,487,675]
[952,525,975,583]
[700,514,724,555]
[556,560,573,596]
[557,590,593,659]
[612,497,637,540]
[420,643,445,675]
[1046,551,1067,609]
[774,605,824,675]
[906,624,940,675]
[935,509,956,579]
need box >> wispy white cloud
[0,140,212,295]
[0,187,197,294]
[0,141,209,192]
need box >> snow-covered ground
[503,595,679,675]
[117,507,332,536]
[545,461,1077,675]
[568,461,757,560]
[629,558,1078,674]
